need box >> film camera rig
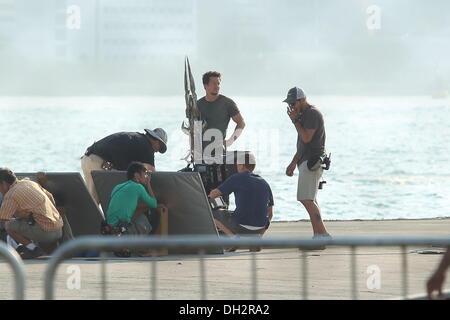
[180,151,250,208]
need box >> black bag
[307,153,331,171]
[100,221,131,258]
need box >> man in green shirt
[106,162,165,236]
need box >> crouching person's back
[208,152,274,252]
[0,168,63,259]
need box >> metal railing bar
[100,251,107,300]
[0,243,26,300]
[151,250,157,300]
[199,249,206,300]
[351,246,357,300]
[302,250,308,300]
[43,235,450,300]
[251,252,257,300]
[401,245,408,299]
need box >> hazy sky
[0,0,449,95]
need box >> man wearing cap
[81,128,168,204]
[283,87,331,241]
[197,71,245,157]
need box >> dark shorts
[212,210,264,235]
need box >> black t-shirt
[87,132,155,170]
[296,106,326,165]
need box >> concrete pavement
[0,218,449,300]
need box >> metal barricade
[0,241,26,300]
[44,235,450,300]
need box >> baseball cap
[283,87,306,104]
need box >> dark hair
[126,162,147,180]
[202,71,221,85]
[0,168,17,185]
[244,152,256,172]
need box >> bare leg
[314,197,320,211]
[213,219,235,236]
[299,200,329,236]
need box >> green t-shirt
[197,95,240,139]
[106,180,157,227]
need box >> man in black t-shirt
[81,128,167,204]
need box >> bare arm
[208,188,222,199]
[286,153,301,177]
[293,121,316,144]
[287,106,315,143]
[144,174,156,198]
[225,113,246,147]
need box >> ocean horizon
[1,95,449,221]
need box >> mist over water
[1,1,450,220]
[0,0,449,96]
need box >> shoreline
[273,217,450,223]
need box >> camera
[321,153,331,170]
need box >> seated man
[0,168,63,259]
[208,152,274,242]
[106,162,167,256]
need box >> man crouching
[106,161,167,257]
[0,168,63,259]
[208,152,274,251]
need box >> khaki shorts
[81,154,104,204]
[6,219,62,246]
[297,161,323,201]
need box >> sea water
[1,95,449,221]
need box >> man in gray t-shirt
[284,87,331,245]
[197,71,246,155]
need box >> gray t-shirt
[296,106,326,165]
[197,95,240,139]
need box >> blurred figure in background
[427,247,450,299]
